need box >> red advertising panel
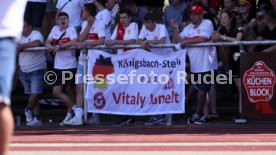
[241,52,276,121]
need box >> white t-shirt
[139,24,173,55]
[79,20,106,65]
[27,0,47,2]
[18,30,47,73]
[96,9,112,40]
[179,19,217,73]
[111,22,138,54]
[0,0,27,40]
[56,0,86,27]
[47,26,78,69]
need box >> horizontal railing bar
[22,40,276,51]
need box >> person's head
[58,12,69,28]
[22,18,33,36]
[220,11,236,29]
[171,0,181,7]
[223,0,236,11]
[232,10,242,25]
[238,0,251,14]
[189,5,204,25]
[122,0,137,12]
[264,10,276,25]
[82,3,97,20]
[143,12,156,31]
[105,0,117,11]
[119,9,132,27]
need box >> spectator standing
[172,5,217,125]
[105,9,138,126]
[0,1,27,155]
[137,12,174,125]
[87,0,112,121]
[56,0,87,33]
[45,12,78,125]
[106,9,138,54]
[65,3,106,126]
[238,0,256,28]
[212,10,243,104]
[17,19,47,126]
[138,13,173,56]
[250,10,276,53]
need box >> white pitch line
[9,151,276,155]
[10,142,276,147]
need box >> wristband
[175,43,183,51]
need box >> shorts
[0,37,16,105]
[19,69,47,94]
[190,71,213,92]
[53,68,76,86]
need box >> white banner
[86,49,186,115]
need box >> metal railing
[22,40,276,123]
[23,40,276,51]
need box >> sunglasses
[239,4,248,7]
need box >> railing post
[83,47,88,123]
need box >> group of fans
[16,0,276,127]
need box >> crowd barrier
[23,40,276,122]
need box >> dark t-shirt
[241,13,256,25]
[218,26,242,76]
[257,26,276,51]
[219,26,242,53]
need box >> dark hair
[143,12,155,22]
[58,12,69,18]
[84,3,97,17]
[120,9,132,17]
[220,10,237,31]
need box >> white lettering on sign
[247,77,272,86]
[249,88,270,97]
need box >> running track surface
[10,123,276,155]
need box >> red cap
[189,5,203,14]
